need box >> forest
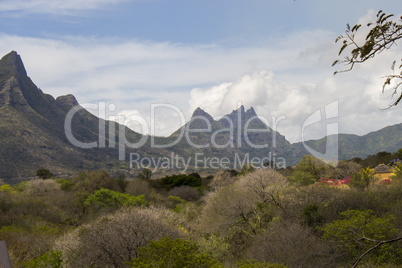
[1,149,402,268]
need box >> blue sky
[0,0,401,142]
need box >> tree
[24,251,63,268]
[290,155,336,186]
[129,236,221,268]
[55,207,183,267]
[333,10,402,107]
[36,168,54,179]
[319,209,402,266]
[138,168,152,180]
[84,188,147,209]
[246,220,334,267]
[348,167,375,190]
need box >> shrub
[84,188,147,208]
[129,236,221,268]
[168,185,201,202]
[54,178,74,191]
[290,155,336,186]
[246,220,335,267]
[391,162,402,181]
[55,207,183,267]
[24,250,63,268]
[36,168,54,179]
[72,170,121,193]
[159,173,203,190]
[25,179,61,196]
[349,167,375,190]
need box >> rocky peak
[219,105,262,128]
[191,107,214,121]
[245,106,257,119]
[0,51,27,78]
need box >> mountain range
[0,51,401,183]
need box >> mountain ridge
[0,51,401,182]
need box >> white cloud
[0,0,128,14]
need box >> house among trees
[0,241,11,268]
[373,164,393,181]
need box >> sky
[0,0,401,143]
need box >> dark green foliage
[302,204,324,228]
[319,209,402,265]
[129,236,222,268]
[54,178,73,191]
[159,173,202,190]
[36,168,54,179]
[23,250,63,268]
[137,168,152,180]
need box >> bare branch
[352,236,402,268]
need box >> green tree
[290,155,336,186]
[349,167,375,190]
[138,168,152,180]
[36,168,54,179]
[84,188,147,208]
[24,250,63,268]
[391,161,402,180]
[333,10,402,107]
[129,236,222,268]
[319,209,402,266]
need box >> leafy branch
[333,10,402,107]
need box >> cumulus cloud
[188,46,402,143]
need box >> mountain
[0,51,156,182]
[0,49,299,182]
[1,51,401,183]
[293,123,402,160]
[170,105,300,168]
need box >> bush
[246,220,335,267]
[290,155,336,186]
[349,167,375,190]
[129,236,221,268]
[55,207,183,267]
[25,179,61,196]
[168,186,201,202]
[36,168,54,179]
[84,188,147,208]
[24,250,63,268]
[159,173,203,190]
[72,170,121,193]
[391,162,402,181]
[54,178,74,191]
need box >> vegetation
[1,150,402,267]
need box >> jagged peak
[245,106,257,118]
[0,51,27,77]
[191,107,213,120]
